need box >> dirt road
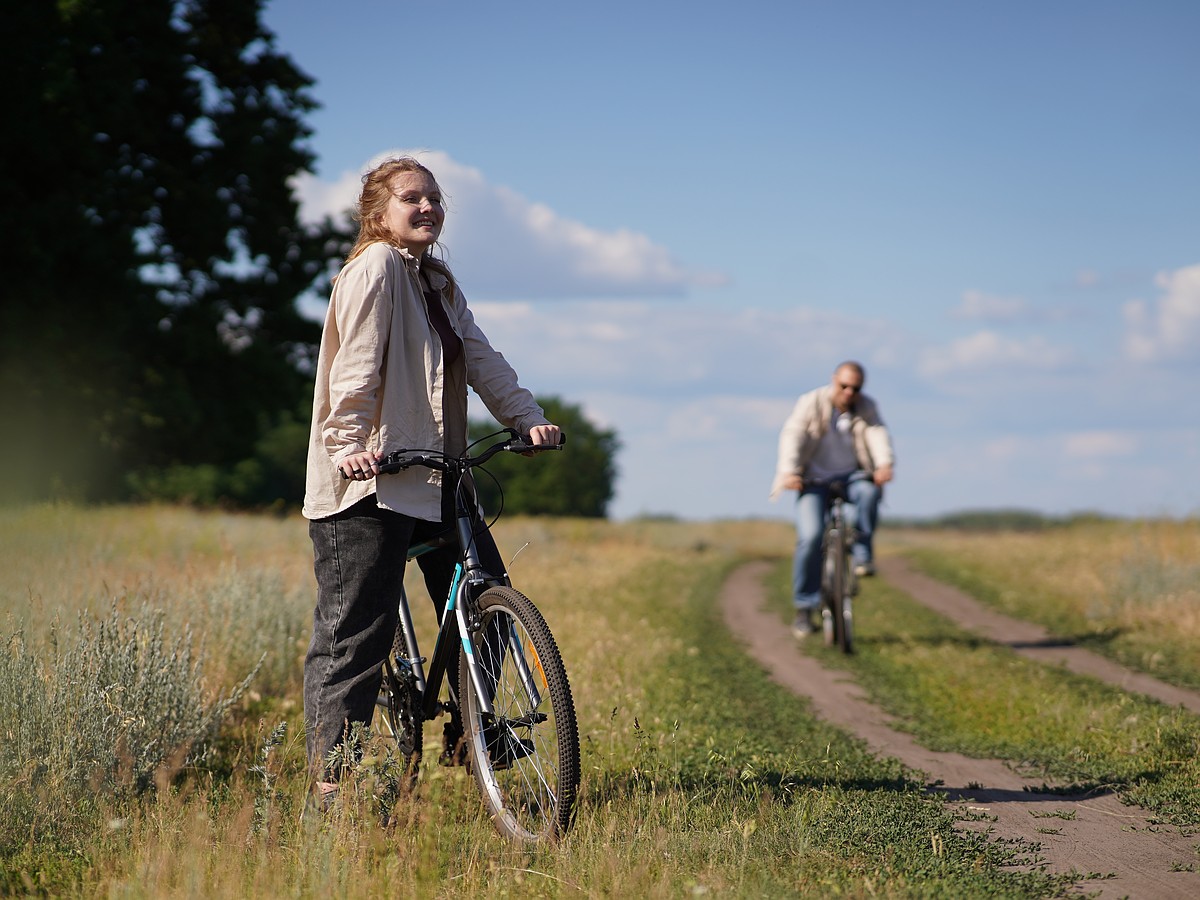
[721,559,1200,899]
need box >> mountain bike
[817,476,862,654]
[372,428,580,843]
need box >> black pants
[303,494,504,778]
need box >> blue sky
[263,0,1200,521]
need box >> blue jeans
[791,474,881,610]
[303,494,503,780]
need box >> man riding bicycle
[770,361,895,638]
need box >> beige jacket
[303,242,548,521]
[769,384,894,499]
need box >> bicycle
[370,428,580,843]
[816,476,862,654]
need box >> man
[770,361,895,638]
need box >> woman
[301,157,559,803]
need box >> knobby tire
[458,586,580,843]
[378,616,423,786]
[825,526,855,654]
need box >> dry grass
[890,518,1200,687]
[2,505,1069,897]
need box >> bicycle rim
[459,586,580,843]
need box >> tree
[0,0,349,503]
[469,397,619,518]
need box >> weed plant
[0,604,257,891]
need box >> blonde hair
[345,156,456,293]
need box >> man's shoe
[791,610,817,638]
[854,562,876,577]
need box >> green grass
[892,520,1200,692]
[0,505,1075,897]
[765,556,1200,825]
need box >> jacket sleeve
[864,425,895,469]
[322,248,394,462]
[769,393,815,499]
[858,396,895,469]
[452,285,549,435]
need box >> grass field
[3,506,1196,896]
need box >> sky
[262,0,1200,522]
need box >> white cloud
[291,149,724,300]
[951,289,1029,321]
[918,330,1073,377]
[1123,263,1200,361]
[1061,431,1138,459]
[468,299,908,396]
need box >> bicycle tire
[377,619,423,783]
[825,526,854,654]
[458,585,580,843]
[833,531,854,654]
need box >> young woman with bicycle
[301,156,560,811]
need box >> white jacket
[770,384,894,499]
[303,242,548,520]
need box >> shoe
[440,719,468,767]
[302,782,338,821]
[854,562,875,577]
[791,610,817,638]
[485,726,534,770]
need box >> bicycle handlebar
[371,429,565,477]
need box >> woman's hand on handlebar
[339,450,382,481]
[523,423,561,456]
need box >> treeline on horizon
[885,509,1136,531]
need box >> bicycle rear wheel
[377,617,423,783]
[458,585,580,842]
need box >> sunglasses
[837,382,863,393]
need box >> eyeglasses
[837,382,863,393]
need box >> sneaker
[791,610,817,638]
[440,719,468,767]
[485,727,534,770]
[854,562,875,577]
[301,782,338,821]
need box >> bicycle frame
[371,428,578,843]
[379,431,556,726]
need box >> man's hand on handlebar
[339,450,382,481]
[781,474,804,492]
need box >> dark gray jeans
[303,494,503,780]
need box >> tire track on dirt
[721,560,1200,899]
[877,556,1200,715]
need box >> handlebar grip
[511,432,567,453]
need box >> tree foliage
[0,0,349,503]
[470,397,620,519]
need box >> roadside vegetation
[892,519,1200,691]
[1,505,1073,897]
[766,521,1200,828]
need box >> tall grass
[0,506,1071,897]
[893,518,1200,689]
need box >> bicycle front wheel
[458,586,580,842]
[824,529,854,654]
[834,538,855,654]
